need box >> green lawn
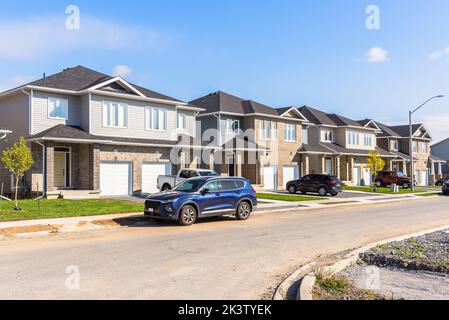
[0,199,143,222]
[257,193,326,202]
[343,186,425,194]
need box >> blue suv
[144,177,257,226]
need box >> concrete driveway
[1,197,448,300]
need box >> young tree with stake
[366,150,385,191]
[1,137,34,211]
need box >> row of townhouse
[0,66,446,198]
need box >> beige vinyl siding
[79,94,90,131]
[89,94,180,141]
[0,92,30,190]
[176,110,197,138]
[32,91,81,134]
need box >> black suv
[286,174,342,197]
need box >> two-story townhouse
[0,66,204,198]
[190,91,309,191]
[296,106,396,186]
[374,121,438,185]
[430,138,449,179]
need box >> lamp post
[409,95,444,191]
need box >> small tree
[1,137,34,211]
[366,150,385,190]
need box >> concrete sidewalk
[0,192,437,241]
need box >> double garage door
[263,166,300,191]
[99,162,170,196]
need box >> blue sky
[1,0,449,142]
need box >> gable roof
[0,65,188,105]
[190,91,307,120]
[297,106,363,128]
[375,121,432,139]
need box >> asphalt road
[1,197,448,300]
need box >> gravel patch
[360,230,449,273]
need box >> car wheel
[288,185,297,194]
[178,205,197,226]
[436,182,442,187]
[236,201,252,221]
[301,191,307,195]
[330,192,338,197]
[161,184,171,192]
[403,182,410,189]
[318,187,327,197]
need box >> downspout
[35,140,46,199]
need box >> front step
[47,190,101,200]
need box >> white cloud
[112,65,133,78]
[0,75,38,92]
[0,16,164,61]
[366,47,389,63]
[429,46,449,60]
[416,114,449,144]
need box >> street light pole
[409,95,444,191]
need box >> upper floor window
[322,129,333,142]
[302,127,309,145]
[258,120,277,141]
[392,140,399,151]
[265,121,271,140]
[285,124,296,142]
[421,142,428,154]
[103,101,127,128]
[146,107,167,131]
[271,121,277,140]
[177,113,186,130]
[347,131,360,145]
[226,119,240,134]
[48,97,68,120]
[364,134,373,147]
[412,141,418,154]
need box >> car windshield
[198,171,219,177]
[173,180,207,192]
[397,172,405,177]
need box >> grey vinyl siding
[176,110,196,138]
[432,141,449,161]
[0,92,29,190]
[199,115,219,145]
[31,90,81,134]
[220,115,243,145]
[89,94,182,141]
[79,94,90,131]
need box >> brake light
[251,187,256,193]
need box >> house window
[271,121,277,140]
[347,131,359,145]
[146,107,167,131]
[412,141,418,154]
[421,142,428,154]
[285,124,296,142]
[364,134,373,147]
[265,121,271,140]
[323,130,333,142]
[392,140,399,151]
[302,127,309,144]
[48,98,68,120]
[177,113,186,130]
[226,119,240,134]
[258,121,264,141]
[103,101,127,128]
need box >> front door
[353,167,361,186]
[54,152,67,187]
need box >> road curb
[281,223,449,300]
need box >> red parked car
[374,171,413,189]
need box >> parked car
[435,176,449,187]
[145,177,257,226]
[157,169,219,191]
[443,181,449,195]
[286,174,342,197]
[374,171,412,189]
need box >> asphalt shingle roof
[16,65,184,103]
[190,91,296,117]
[297,106,363,127]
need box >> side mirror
[201,188,210,196]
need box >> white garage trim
[263,166,277,191]
[282,166,299,190]
[142,162,171,194]
[100,161,132,196]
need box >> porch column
[349,157,354,182]
[45,142,55,192]
[403,160,407,176]
[303,155,310,176]
[389,159,393,171]
[431,160,436,175]
[90,144,100,191]
[438,162,443,176]
[236,151,243,177]
[321,156,326,174]
[336,157,341,178]
[209,152,215,171]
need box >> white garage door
[142,163,171,194]
[100,162,131,196]
[283,166,299,190]
[363,167,372,186]
[263,166,276,191]
[420,171,429,186]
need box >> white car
[157,169,219,191]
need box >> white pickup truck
[157,169,219,191]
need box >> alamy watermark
[365,5,381,30]
[65,265,80,290]
[66,5,81,30]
